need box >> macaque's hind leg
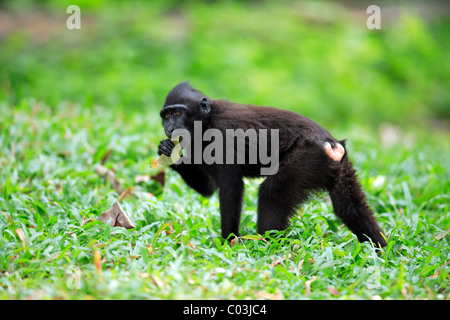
[257,176,308,236]
[324,142,345,162]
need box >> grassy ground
[0,1,449,300]
[0,100,448,300]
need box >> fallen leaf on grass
[297,259,304,272]
[134,175,151,183]
[136,192,155,200]
[150,275,166,288]
[57,150,71,158]
[270,254,292,267]
[100,150,113,165]
[15,228,27,248]
[165,222,175,235]
[434,227,450,241]
[256,291,284,300]
[153,222,175,242]
[81,218,95,226]
[94,250,102,274]
[26,290,46,300]
[151,171,165,186]
[1,211,13,226]
[134,171,165,186]
[305,276,316,296]
[117,187,133,202]
[95,164,123,194]
[327,286,339,296]
[46,251,70,262]
[98,201,136,229]
[430,261,450,279]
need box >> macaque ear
[200,97,211,114]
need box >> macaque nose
[166,127,174,138]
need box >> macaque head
[160,82,211,138]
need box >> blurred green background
[1,0,449,130]
[0,0,449,300]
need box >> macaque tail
[328,156,387,247]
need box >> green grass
[0,0,449,300]
[0,101,448,299]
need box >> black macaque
[158,82,387,247]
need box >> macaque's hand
[156,136,183,166]
[158,139,175,157]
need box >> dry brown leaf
[401,286,408,299]
[305,275,316,296]
[430,261,450,279]
[138,272,150,279]
[186,242,195,249]
[26,290,46,300]
[136,192,155,200]
[15,228,27,248]
[134,175,151,183]
[165,222,174,235]
[95,164,123,194]
[270,254,292,267]
[117,187,133,202]
[146,242,154,255]
[135,171,165,186]
[297,259,304,272]
[57,150,71,158]
[98,201,136,229]
[151,171,165,186]
[270,258,281,267]
[46,251,70,262]
[434,228,450,241]
[1,211,13,226]
[256,291,283,300]
[327,286,339,296]
[100,150,113,164]
[150,275,165,288]
[94,250,102,274]
[82,218,95,226]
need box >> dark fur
[158,82,387,247]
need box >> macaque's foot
[324,142,345,161]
